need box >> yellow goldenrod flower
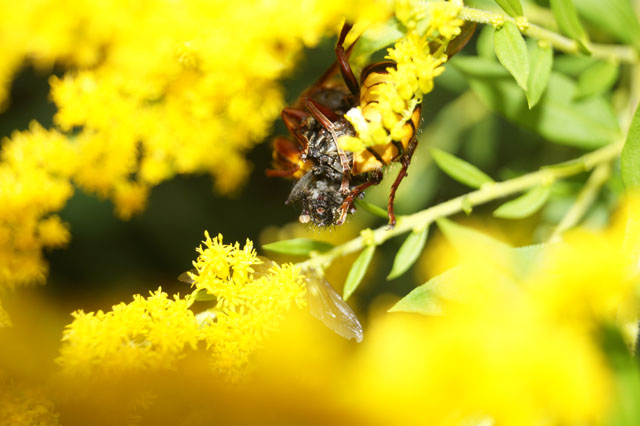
[0,0,393,289]
[0,374,60,426]
[57,289,199,375]
[189,232,307,381]
[0,299,10,328]
[0,122,76,288]
[341,0,461,152]
[57,233,307,382]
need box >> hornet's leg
[282,107,310,150]
[335,23,360,96]
[266,136,302,177]
[336,170,383,225]
[387,138,418,228]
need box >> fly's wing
[178,268,197,284]
[305,273,363,343]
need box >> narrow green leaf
[494,21,529,92]
[526,41,553,108]
[493,0,523,17]
[355,199,388,220]
[262,238,334,256]
[452,56,620,148]
[437,218,512,254]
[621,103,640,188]
[389,243,547,314]
[553,55,596,78]
[476,24,496,60]
[193,289,217,302]
[574,60,620,100]
[549,0,590,51]
[351,17,404,63]
[343,245,375,300]
[493,185,552,219]
[387,226,429,280]
[388,267,461,314]
[430,147,494,188]
[574,0,640,50]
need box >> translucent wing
[177,268,197,284]
[259,257,363,342]
[304,271,363,343]
[181,257,363,342]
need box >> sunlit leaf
[494,21,529,92]
[430,147,494,188]
[476,24,496,60]
[493,185,552,219]
[356,199,389,220]
[526,41,553,108]
[452,56,620,148]
[549,0,590,52]
[262,238,334,256]
[574,60,620,100]
[343,245,375,300]
[388,267,462,314]
[437,217,512,255]
[574,0,640,50]
[621,103,640,188]
[493,0,523,17]
[389,243,545,314]
[387,226,429,280]
[192,289,217,302]
[351,17,404,63]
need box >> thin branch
[458,7,638,63]
[299,140,623,271]
[548,162,612,242]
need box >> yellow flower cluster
[188,232,307,381]
[57,233,307,382]
[0,0,392,290]
[0,373,60,426]
[2,200,639,424]
[340,0,463,151]
[0,122,75,287]
[350,204,640,426]
[57,289,199,375]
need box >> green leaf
[387,226,429,280]
[388,267,461,314]
[452,56,620,148]
[549,0,591,51]
[493,0,523,17]
[526,41,553,108]
[494,21,529,92]
[574,0,640,50]
[351,17,405,63]
[476,24,496,60]
[192,289,217,302]
[343,245,375,300]
[355,199,388,220]
[389,243,547,314]
[553,54,596,78]
[437,217,512,254]
[493,185,552,219]
[262,238,334,256]
[430,147,494,188]
[574,60,620,100]
[621,103,640,188]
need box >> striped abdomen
[351,61,421,175]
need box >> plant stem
[458,7,638,63]
[299,140,623,271]
[548,163,611,242]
